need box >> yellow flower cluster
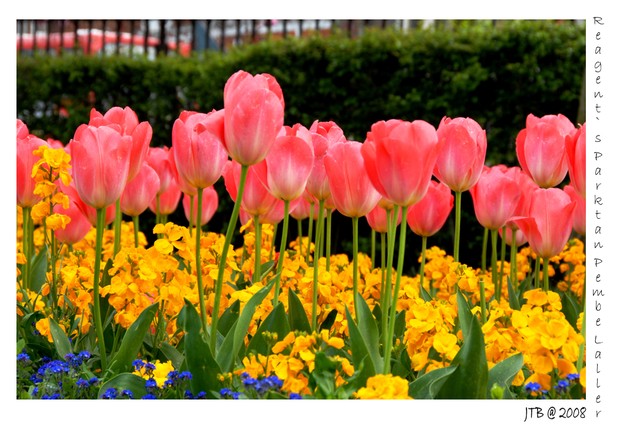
[30,145,72,230]
[353,374,412,399]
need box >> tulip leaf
[160,341,184,371]
[28,246,48,293]
[507,277,521,310]
[106,302,159,379]
[100,258,114,287]
[345,307,377,388]
[246,302,290,356]
[487,352,523,399]
[98,373,147,399]
[216,277,275,372]
[560,291,580,331]
[180,300,222,397]
[409,365,458,399]
[319,309,338,332]
[354,292,383,373]
[218,299,240,337]
[287,288,312,333]
[48,318,73,359]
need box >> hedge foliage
[17,19,586,268]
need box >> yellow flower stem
[371,229,376,268]
[22,206,32,292]
[133,215,140,248]
[510,229,518,288]
[497,225,507,301]
[543,257,550,292]
[195,187,208,335]
[481,227,488,273]
[113,198,122,256]
[325,209,332,272]
[419,236,427,293]
[253,215,262,283]
[273,199,291,307]
[453,191,462,262]
[490,228,498,290]
[311,198,326,333]
[92,207,108,373]
[352,216,359,323]
[384,205,408,374]
[210,164,248,355]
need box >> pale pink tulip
[149,177,182,216]
[146,146,175,195]
[499,226,527,248]
[564,184,585,236]
[223,159,279,217]
[120,163,160,217]
[223,70,285,166]
[183,185,219,225]
[433,116,487,192]
[566,122,586,198]
[305,120,346,202]
[469,166,521,231]
[53,183,92,245]
[366,203,399,234]
[265,124,314,201]
[17,119,29,140]
[407,180,453,237]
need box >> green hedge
[17,20,586,269]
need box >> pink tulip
[223,70,285,166]
[362,119,440,207]
[499,226,527,248]
[407,180,453,237]
[223,159,279,217]
[167,147,198,197]
[511,187,576,259]
[17,134,49,208]
[172,110,228,189]
[516,113,575,188]
[120,163,160,217]
[146,146,175,195]
[433,116,487,192]
[470,166,522,231]
[17,119,29,140]
[61,182,116,227]
[291,194,319,221]
[53,183,92,245]
[183,185,219,225]
[566,122,586,198]
[305,120,347,201]
[69,124,132,209]
[265,124,314,201]
[324,140,381,218]
[149,177,183,216]
[365,204,397,234]
[564,184,585,236]
[89,106,152,181]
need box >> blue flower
[555,379,570,392]
[132,359,145,371]
[289,393,302,399]
[76,378,90,388]
[145,378,157,390]
[178,371,193,381]
[220,388,240,399]
[144,362,156,372]
[88,377,100,386]
[78,351,91,360]
[567,373,580,381]
[101,388,118,399]
[17,352,30,363]
[525,382,541,393]
[121,390,134,399]
[142,393,157,399]
[196,391,207,399]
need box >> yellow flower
[45,213,70,231]
[433,331,459,360]
[354,374,412,399]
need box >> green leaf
[507,277,521,310]
[48,318,73,359]
[105,302,159,379]
[409,365,458,399]
[28,245,48,293]
[487,353,523,399]
[98,373,147,399]
[319,309,338,332]
[246,302,290,356]
[287,288,311,333]
[160,341,184,371]
[456,289,473,337]
[419,284,433,302]
[560,291,580,331]
[100,258,114,287]
[354,292,383,373]
[216,277,275,372]
[345,307,376,389]
[218,299,240,337]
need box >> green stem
[481,227,488,273]
[497,225,507,302]
[195,187,208,336]
[490,228,498,291]
[479,277,487,324]
[49,232,58,316]
[307,203,315,265]
[22,207,33,291]
[133,215,140,248]
[380,231,386,304]
[384,205,408,374]
[534,257,540,289]
[92,207,108,373]
[352,216,359,323]
[371,229,376,269]
[189,194,195,236]
[253,215,262,283]
[325,209,332,272]
[210,165,249,355]
[454,191,462,262]
[155,194,161,228]
[543,257,549,292]
[381,208,397,362]
[577,282,586,373]
[510,229,518,289]
[419,236,427,294]
[274,199,290,307]
[114,198,122,256]
[311,199,326,333]
[297,219,303,262]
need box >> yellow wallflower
[353,374,412,399]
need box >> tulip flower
[324,140,382,319]
[17,119,29,140]
[516,113,575,188]
[264,125,315,305]
[407,180,454,295]
[17,134,49,209]
[512,187,576,291]
[120,163,160,248]
[362,118,440,373]
[53,187,92,246]
[564,184,586,236]
[566,122,586,198]
[149,177,183,219]
[147,146,177,195]
[183,185,219,226]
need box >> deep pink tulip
[511,187,576,259]
[290,194,319,221]
[407,180,454,237]
[470,166,522,231]
[305,120,347,202]
[362,119,440,207]
[366,203,400,234]
[265,124,314,201]
[120,163,160,217]
[17,134,49,208]
[53,183,92,245]
[69,124,132,209]
[223,159,279,217]
[324,140,381,218]
[149,177,182,216]
[89,106,152,181]
[17,119,29,140]
[564,184,585,236]
[566,122,586,198]
[172,110,228,189]
[183,185,219,225]
[223,70,285,166]
[433,116,487,193]
[516,113,575,188]
[146,146,175,195]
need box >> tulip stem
[380,231,386,304]
[454,191,462,262]
[490,228,498,290]
[21,206,32,292]
[479,277,487,324]
[497,225,507,302]
[114,198,122,256]
[577,281,586,373]
[419,236,427,294]
[210,164,248,355]
[371,229,376,269]
[384,205,408,374]
[297,219,303,262]
[510,229,518,290]
[542,257,550,292]
[534,257,540,289]
[92,207,108,373]
[195,187,208,336]
[273,199,290,307]
[253,215,262,283]
[133,215,140,248]
[352,216,359,323]
[307,203,315,265]
[189,194,195,236]
[481,227,488,273]
[325,209,332,272]
[311,199,326,333]
[381,207,397,367]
